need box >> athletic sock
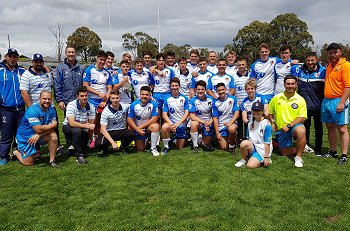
[163,138,170,148]
[191,132,198,147]
[150,132,159,150]
[341,154,348,158]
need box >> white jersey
[247,119,273,157]
[232,71,249,103]
[225,64,237,77]
[212,95,239,131]
[250,57,277,96]
[20,68,53,104]
[186,62,199,74]
[168,63,180,76]
[241,94,268,122]
[128,99,158,127]
[176,69,192,98]
[207,64,218,74]
[274,59,297,95]
[189,95,214,121]
[189,70,213,89]
[100,104,130,131]
[163,94,189,127]
[151,67,174,93]
[207,73,235,97]
[130,70,152,99]
[63,100,96,132]
[83,65,113,99]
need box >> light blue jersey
[83,65,113,100]
[207,73,235,97]
[232,71,249,103]
[241,94,268,122]
[189,95,214,121]
[130,70,153,99]
[163,94,189,127]
[247,119,273,157]
[274,59,298,95]
[207,64,218,74]
[189,70,213,89]
[128,99,158,127]
[150,67,175,93]
[176,69,192,98]
[212,95,239,131]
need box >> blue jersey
[250,57,278,96]
[212,95,239,131]
[0,61,25,108]
[150,67,174,93]
[241,94,268,122]
[83,65,113,99]
[274,59,298,95]
[128,99,158,127]
[130,70,153,99]
[207,73,235,97]
[16,103,57,144]
[163,94,189,127]
[189,95,214,121]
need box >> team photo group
[0,41,349,169]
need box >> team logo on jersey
[37,83,43,88]
[238,86,243,91]
[148,107,152,111]
[165,71,169,75]
[291,103,298,109]
[136,116,141,120]
[180,99,184,104]
[143,72,148,76]
[196,110,202,115]
[207,75,210,79]
[2,116,6,123]
[169,107,175,114]
[185,79,189,83]
[260,129,264,134]
[132,80,139,85]
[229,100,233,105]
[257,73,266,79]
[335,67,339,72]
[208,102,212,106]
[28,118,40,123]
[270,61,275,65]
[155,80,160,85]
[286,65,290,70]
[315,73,319,77]
[225,78,229,82]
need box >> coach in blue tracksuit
[293,52,325,156]
[0,48,26,165]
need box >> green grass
[1,111,350,230]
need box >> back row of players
[1,42,349,168]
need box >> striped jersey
[63,99,96,131]
[100,104,130,131]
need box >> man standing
[294,52,325,155]
[62,86,95,164]
[320,43,350,164]
[207,59,235,99]
[54,46,85,114]
[0,49,26,165]
[189,57,213,98]
[269,75,307,167]
[13,91,59,167]
[207,51,218,74]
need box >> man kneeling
[13,91,59,167]
[95,90,135,154]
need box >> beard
[33,65,43,72]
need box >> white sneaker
[294,156,304,167]
[151,148,160,157]
[235,159,247,167]
[68,145,74,150]
[304,144,314,153]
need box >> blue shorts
[135,129,151,141]
[321,98,349,125]
[248,146,264,163]
[88,98,103,111]
[175,125,188,139]
[219,122,238,137]
[153,92,171,109]
[264,94,274,103]
[275,123,303,148]
[16,138,46,159]
[202,124,214,137]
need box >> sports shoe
[338,156,347,165]
[319,150,338,158]
[0,158,9,165]
[162,147,170,155]
[229,146,236,155]
[235,159,247,167]
[68,145,75,156]
[76,155,87,164]
[150,148,160,157]
[202,144,215,152]
[294,156,304,168]
[304,144,314,153]
[56,145,65,156]
[193,146,199,154]
[48,160,60,168]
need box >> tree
[122,32,158,58]
[230,13,314,63]
[66,26,102,63]
[319,43,350,66]
[49,23,65,62]
[161,43,192,58]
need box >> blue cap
[32,53,44,61]
[7,48,19,56]
[251,101,264,111]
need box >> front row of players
[13,75,306,169]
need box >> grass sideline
[1,109,350,230]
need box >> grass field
[1,110,350,230]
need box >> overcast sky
[1,0,350,59]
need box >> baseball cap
[251,101,264,111]
[6,48,19,56]
[32,53,44,61]
[326,43,341,51]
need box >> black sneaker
[193,146,199,154]
[76,155,87,164]
[56,145,65,156]
[48,160,61,168]
[202,144,215,152]
[119,146,127,154]
[162,147,170,155]
[229,146,236,155]
[320,150,338,158]
[338,156,347,165]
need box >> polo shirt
[324,58,350,98]
[63,99,96,131]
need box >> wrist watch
[287,124,292,129]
